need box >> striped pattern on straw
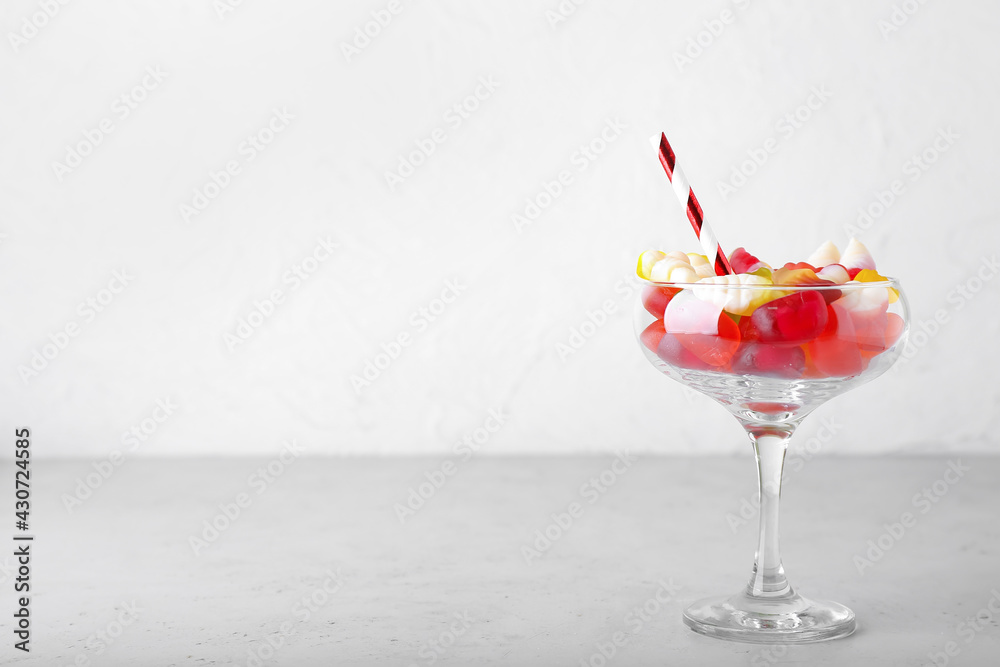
[657,133,733,276]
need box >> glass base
[683,590,856,644]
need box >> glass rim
[637,276,901,290]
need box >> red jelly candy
[739,314,761,343]
[664,291,741,367]
[729,247,767,274]
[807,304,864,377]
[641,285,678,319]
[640,319,666,352]
[748,291,829,344]
[731,342,806,379]
[657,332,712,370]
[817,288,843,305]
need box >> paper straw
[657,133,733,276]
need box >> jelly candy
[650,257,699,283]
[807,303,864,377]
[781,261,818,272]
[817,263,850,284]
[853,269,887,282]
[884,312,905,349]
[801,343,823,378]
[772,267,841,303]
[686,254,718,279]
[748,290,829,344]
[773,267,827,285]
[853,311,904,364]
[637,250,666,279]
[656,332,713,370]
[664,290,741,366]
[731,342,806,379]
[739,313,760,343]
[640,319,666,352]
[840,238,876,272]
[806,240,840,268]
[729,247,769,274]
[692,273,778,316]
[641,285,678,318]
[834,287,889,352]
[853,269,899,303]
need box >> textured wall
[2,0,998,457]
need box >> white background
[1,0,997,458]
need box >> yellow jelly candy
[853,269,886,282]
[773,267,827,286]
[853,269,899,303]
[637,250,666,279]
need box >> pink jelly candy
[884,313,905,350]
[807,303,864,377]
[835,289,890,352]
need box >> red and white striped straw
[657,133,733,276]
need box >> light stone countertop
[16,456,1000,666]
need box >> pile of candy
[636,239,904,379]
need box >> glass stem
[746,428,794,599]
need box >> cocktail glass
[634,278,909,643]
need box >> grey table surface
[11,456,1000,666]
